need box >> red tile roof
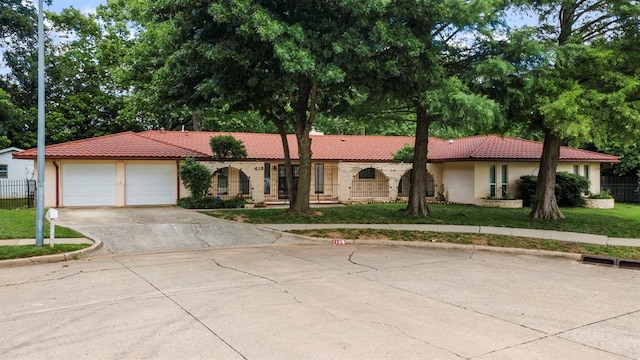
[139,130,418,161]
[13,131,209,160]
[13,131,619,163]
[429,135,620,163]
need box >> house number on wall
[254,166,264,171]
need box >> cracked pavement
[1,244,639,359]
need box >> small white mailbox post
[46,208,58,248]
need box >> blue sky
[46,0,104,14]
[0,1,104,74]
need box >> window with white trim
[0,164,7,178]
[315,163,324,194]
[501,164,508,198]
[489,164,496,197]
[583,164,590,180]
[264,163,271,194]
[573,164,579,175]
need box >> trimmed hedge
[179,157,212,200]
[518,172,590,207]
[518,175,538,207]
[178,196,247,209]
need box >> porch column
[337,163,356,202]
[381,164,411,201]
[236,162,265,203]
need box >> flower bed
[478,199,523,208]
[583,198,614,209]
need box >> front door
[278,164,299,199]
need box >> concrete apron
[53,207,284,254]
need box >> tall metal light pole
[35,0,46,247]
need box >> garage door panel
[63,164,117,206]
[126,164,176,205]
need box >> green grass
[0,198,30,210]
[0,209,83,240]
[289,228,640,260]
[204,202,640,239]
[0,244,89,260]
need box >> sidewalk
[260,224,640,247]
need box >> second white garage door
[126,164,176,205]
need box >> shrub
[556,172,589,207]
[588,189,613,199]
[517,172,590,207]
[517,175,538,206]
[179,157,212,200]
[437,184,447,202]
[210,135,247,161]
[178,196,246,209]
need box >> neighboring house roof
[13,130,620,163]
[0,147,25,154]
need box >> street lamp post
[35,0,46,247]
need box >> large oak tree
[513,0,640,219]
[138,0,380,213]
[364,0,507,215]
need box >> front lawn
[0,209,83,239]
[0,244,89,260]
[289,229,640,260]
[204,202,640,239]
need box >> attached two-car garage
[61,162,177,207]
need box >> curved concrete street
[1,242,639,359]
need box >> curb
[0,238,103,269]
[261,224,640,248]
[266,229,583,261]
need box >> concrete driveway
[1,245,638,359]
[56,207,283,254]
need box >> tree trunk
[264,80,316,214]
[271,115,296,208]
[530,129,564,219]
[288,79,316,214]
[192,110,201,131]
[405,104,431,216]
[292,125,312,213]
[530,3,576,220]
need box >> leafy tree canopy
[500,0,640,219]
[392,144,415,164]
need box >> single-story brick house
[13,130,619,207]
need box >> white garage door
[126,164,176,205]
[63,164,117,206]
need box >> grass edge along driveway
[0,209,86,260]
